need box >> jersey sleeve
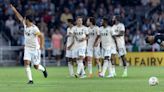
[34,26,41,36]
[119,24,125,32]
[111,27,118,36]
[85,27,89,35]
[120,24,125,31]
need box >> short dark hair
[67,19,74,24]
[26,15,33,22]
[76,16,83,20]
[145,36,149,43]
[103,17,108,24]
[89,17,95,25]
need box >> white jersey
[73,25,88,48]
[66,27,75,50]
[99,26,115,49]
[23,23,40,49]
[87,26,100,49]
[112,23,125,48]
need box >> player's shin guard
[25,65,32,81]
[68,62,74,76]
[38,65,45,72]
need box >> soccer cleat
[122,71,127,77]
[74,74,80,78]
[27,80,33,84]
[106,74,114,78]
[43,67,48,78]
[80,74,87,78]
[98,73,104,78]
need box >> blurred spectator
[51,28,63,66]
[43,31,52,60]
[132,30,143,51]
[75,2,88,17]
[43,11,52,24]
[5,16,15,37]
[38,17,48,34]
[60,7,73,24]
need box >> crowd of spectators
[0,0,164,58]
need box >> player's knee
[24,60,30,67]
[34,65,39,69]
[87,57,92,62]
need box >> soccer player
[73,16,88,78]
[10,4,48,84]
[86,17,101,77]
[95,18,117,77]
[145,35,164,46]
[66,19,75,77]
[112,15,128,77]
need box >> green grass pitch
[0,66,163,92]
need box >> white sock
[25,66,32,81]
[68,62,74,76]
[124,67,127,73]
[77,60,83,74]
[112,65,116,74]
[88,61,92,74]
[38,65,45,71]
[108,60,113,75]
[101,59,108,76]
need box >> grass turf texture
[0,66,163,92]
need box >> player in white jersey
[95,18,117,78]
[86,17,101,78]
[66,19,75,77]
[11,4,48,84]
[73,16,88,78]
[112,15,127,77]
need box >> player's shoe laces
[43,67,48,78]
[27,80,33,84]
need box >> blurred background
[0,0,163,66]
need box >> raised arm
[10,4,24,23]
